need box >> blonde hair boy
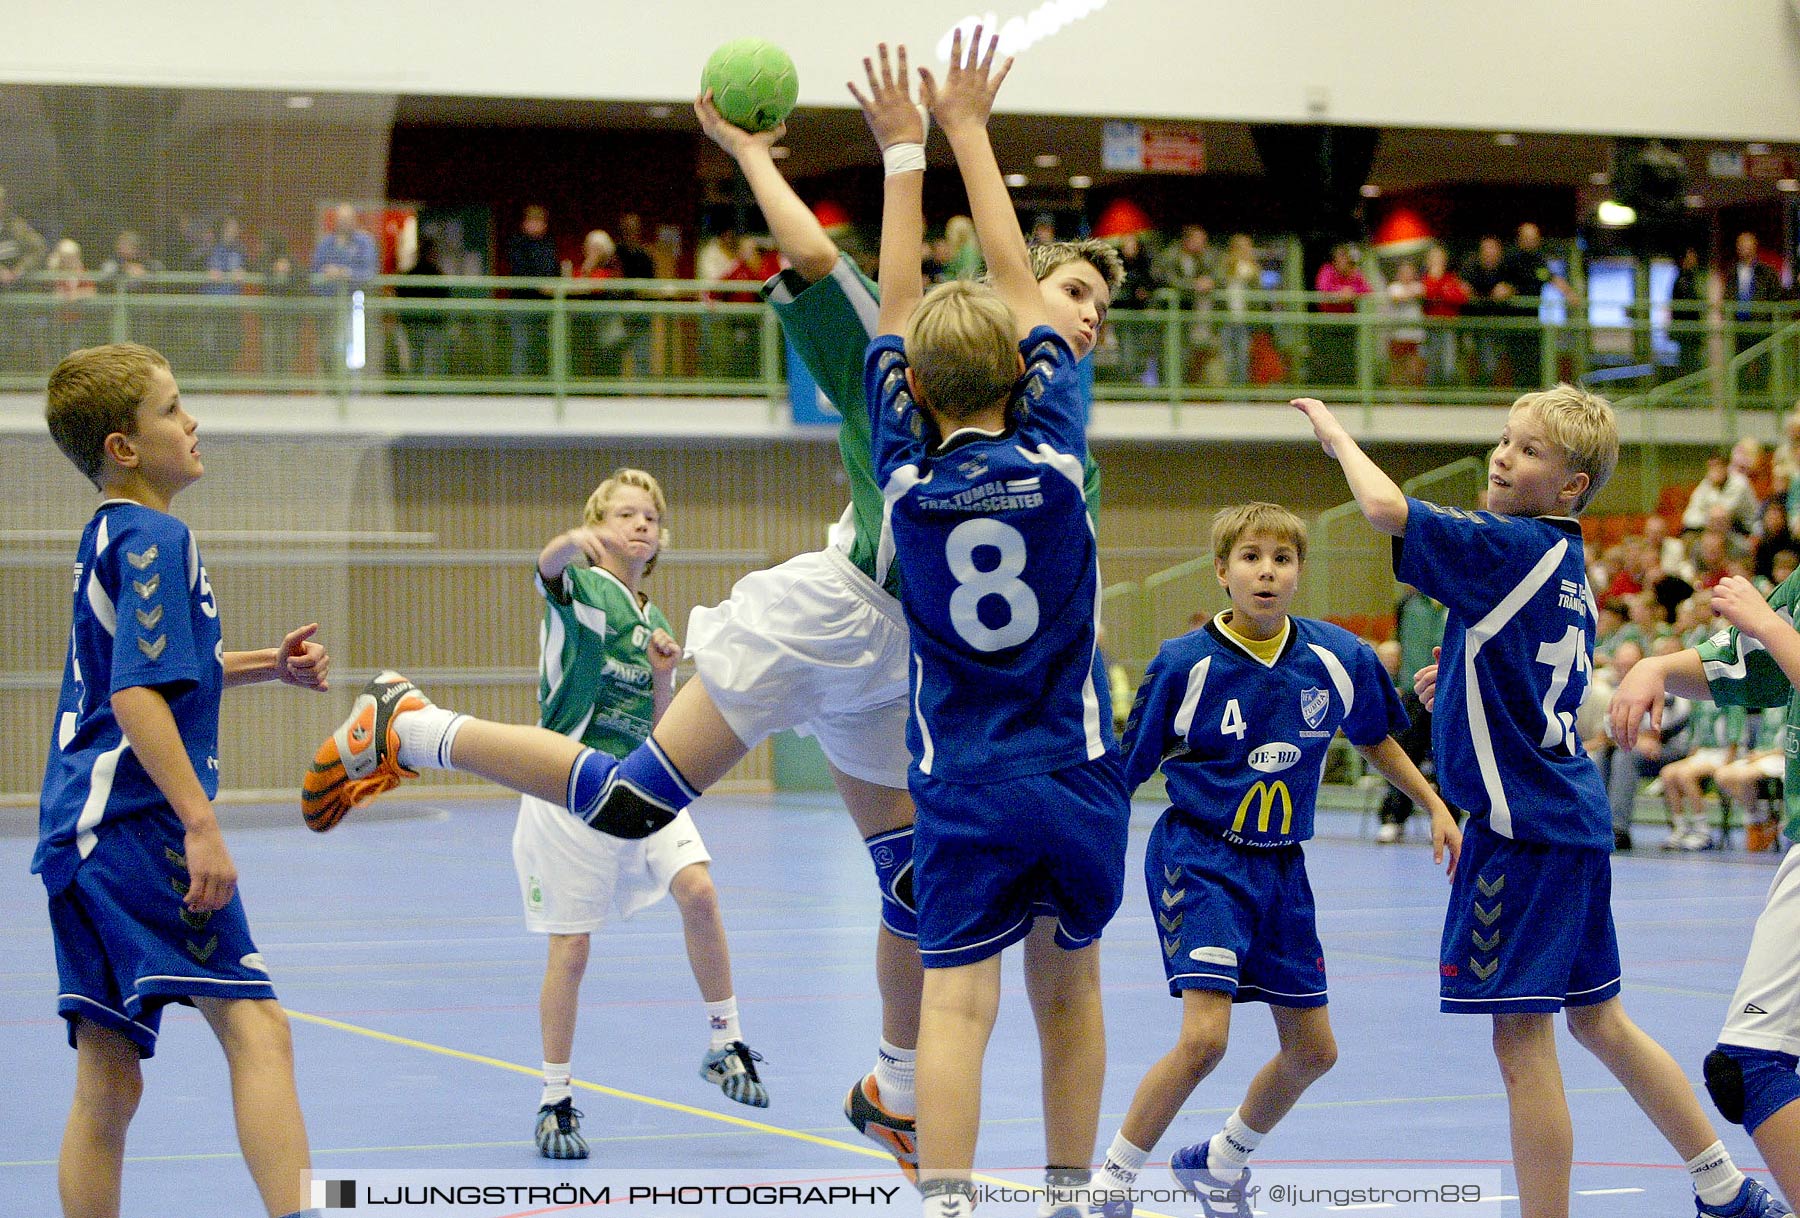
[903,279,1020,422]
[584,467,669,575]
[46,342,171,486]
[1211,501,1309,567]
[1509,382,1618,513]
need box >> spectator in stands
[1659,694,1741,850]
[570,229,627,378]
[1386,257,1426,386]
[1643,513,1687,575]
[1395,583,1445,691]
[1713,711,1787,852]
[1420,243,1469,387]
[1219,233,1261,385]
[1461,235,1513,385]
[45,238,96,353]
[1754,501,1796,582]
[200,217,250,369]
[716,235,779,378]
[1735,435,1774,503]
[1594,599,1631,661]
[1693,529,1738,591]
[1030,212,1057,245]
[262,233,305,376]
[1771,408,1800,517]
[505,204,560,378]
[1373,638,1447,844]
[309,204,377,289]
[1312,243,1370,384]
[1111,231,1156,383]
[1668,246,1705,380]
[395,235,451,377]
[1683,450,1760,535]
[615,213,657,375]
[1769,549,1800,596]
[1604,535,1650,599]
[1729,230,1784,391]
[939,215,983,281]
[0,184,46,288]
[1154,223,1219,380]
[1603,638,1692,851]
[1502,222,1579,387]
[101,229,160,280]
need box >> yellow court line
[285,1007,1182,1217]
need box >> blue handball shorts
[912,754,1130,968]
[1439,818,1620,1014]
[47,814,276,1057]
[1146,810,1327,1006]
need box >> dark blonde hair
[1211,502,1309,566]
[584,467,668,576]
[1509,383,1619,513]
[46,342,171,488]
[904,280,1020,422]
[1028,238,1124,296]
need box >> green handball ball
[702,38,799,133]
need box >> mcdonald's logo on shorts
[1231,780,1293,836]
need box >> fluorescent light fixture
[1005,173,1028,188]
[1685,194,1705,208]
[1779,179,1800,193]
[1034,153,1060,168]
[1359,183,1380,198]
[647,104,673,119]
[286,95,314,110]
[1068,174,1092,189]
[1596,199,1637,226]
[770,146,791,159]
[1589,171,1610,185]
[1494,132,1519,146]
[1748,142,1773,155]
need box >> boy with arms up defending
[1613,571,1800,1208]
[852,31,1128,1217]
[1090,502,1459,1218]
[1297,386,1786,1218]
[39,343,332,1218]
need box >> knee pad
[1706,1043,1800,1134]
[864,826,918,938]
[569,749,676,840]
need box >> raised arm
[1291,397,1409,536]
[849,43,927,337]
[920,29,1044,337]
[695,92,838,283]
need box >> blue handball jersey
[865,325,1111,781]
[1394,498,1609,849]
[34,501,224,895]
[1123,616,1407,846]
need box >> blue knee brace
[864,826,918,938]
[1705,1043,1800,1135]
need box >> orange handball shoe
[844,1072,918,1186]
[302,671,431,831]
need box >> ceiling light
[1005,173,1028,188]
[1596,199,1637,227]
[1034,153,1060,168]
[769,146,791,159]
[286,95,314,110]
[1685,193,1705,208]
[1359,183,1380,198]
[1780,179,1800,193]
[1589,171,1610,186]
[1068,174,1092,190]
[647,104,673,119]
[1748,142,1772,155]
[1494,132,1519,147]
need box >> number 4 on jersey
[1220,698,1247,740]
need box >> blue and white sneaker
[1697,1178,1793,1217]
[1171,1141,1255,1217]
[534,1097,588,1159]
[700,1040,769,1108]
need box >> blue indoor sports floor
[0,792,1785,1216]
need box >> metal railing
[3,271,1792,418]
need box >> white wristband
[883,142,926,176]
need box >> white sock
[874,1038,916,1114]
[394,705,465,771]
[1094,1129,1152,1187]
[705,997,741,1050]
[1207,1107,1265,1182]
[1687,1140,1746,1207]
[540,1060,572,1108]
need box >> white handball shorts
[685,545,912,789]
[1720,846,1800,1054]
[513,794,711,934]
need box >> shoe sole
[844,1080,918,1186]
[300,678,423,831]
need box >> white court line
[1575,1188,1644,1196]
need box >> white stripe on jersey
[912,656,935,775]
[571,599,608,639]
[95,511,112,555]
[1173,655,1213,737]
[1463,538,1568,837]
[186,531,200,590]
[541,611,565,708]
[1016,441,1085,493]
[1702,603,1791,683]
[877,465,928,592]
[829,257,880,338]
[1308,643,1356,719]
[86,568,117,635]
[1018,441,1106,758]
[74,737,131,859]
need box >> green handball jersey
[1697,573,1800,834]
[763,255,1102,601]
[535,564,671,758]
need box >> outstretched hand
[694,90,786,159]
[847,43,925,150]
[918,26,1012,135]
[1291,397,1347,459]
